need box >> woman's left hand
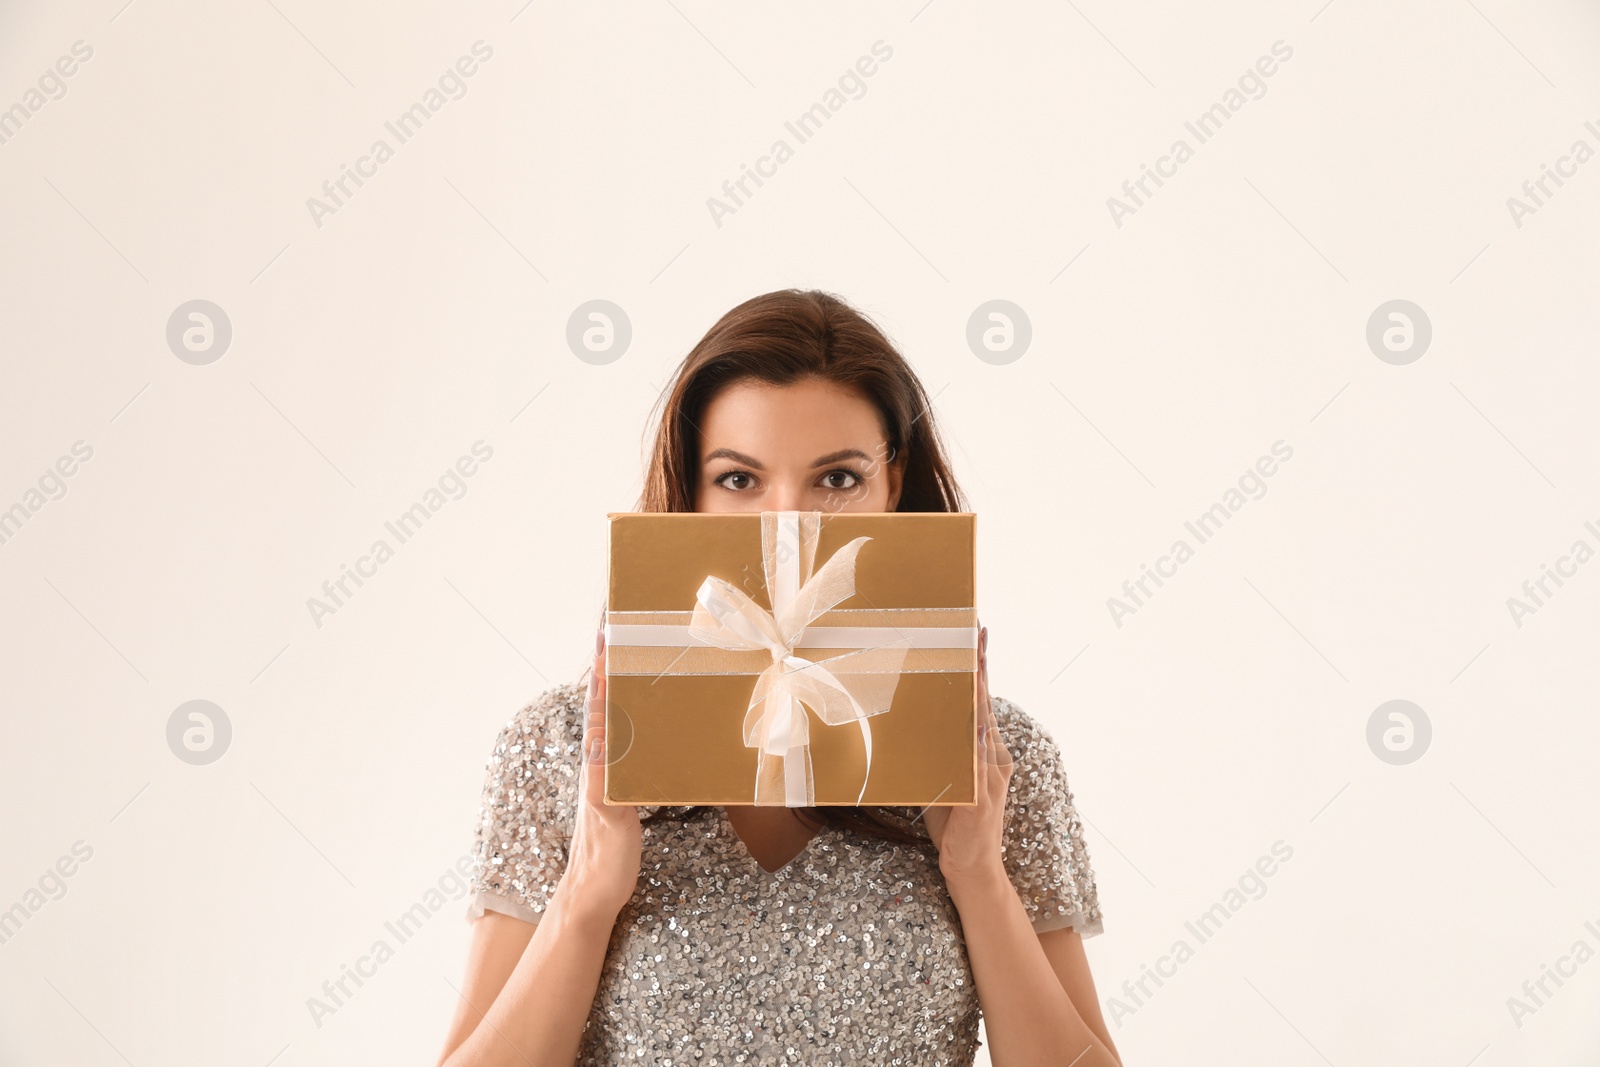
[922,625,1014,889]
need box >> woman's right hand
[556,628,642,925]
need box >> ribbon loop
[687,513,909,806]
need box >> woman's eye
[821,469,860,490]
[717,471,754,491]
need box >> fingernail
[978,724,987,744]
[588,735,604,763]
[596,626,604,654]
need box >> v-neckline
[716,807,827,877]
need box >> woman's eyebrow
[704,447,764,468]
[702,447,875,468]
[810,448,873,466]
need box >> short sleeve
[465,682,586,925]
[991,696,1105,938]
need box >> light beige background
[2,1,1598,1064]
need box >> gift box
[604,511,978,807]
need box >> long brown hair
[620,288,969,852]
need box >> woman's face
[695,377,904,513]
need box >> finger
[587,629,607,731]
[975,652,993,788]
[990,723,1013,796]
[984,722,1013,789]
[991,717,1013,781]
[973,624,986,720]
[583,629,608,807]
[983,681,1012,777]
[972,630,985,713]
[974,719,989,799]
[976,626,1002,767]
[975,728,999,814]
[582,709,607,808]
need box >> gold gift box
[604,511,979,807]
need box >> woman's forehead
[699,379,886,458]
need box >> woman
[436,290,1120,1066]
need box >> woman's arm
[436,913,534,1063]
[923,627,1121,1066]
[1039,926,1120,1059]
[436,633,641,1067]
[947,872,1121,1066]
[434,888,622,1067]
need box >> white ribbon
[606,623,977,649]
[686,512,915,806]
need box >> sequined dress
[465,681,1103,1065]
